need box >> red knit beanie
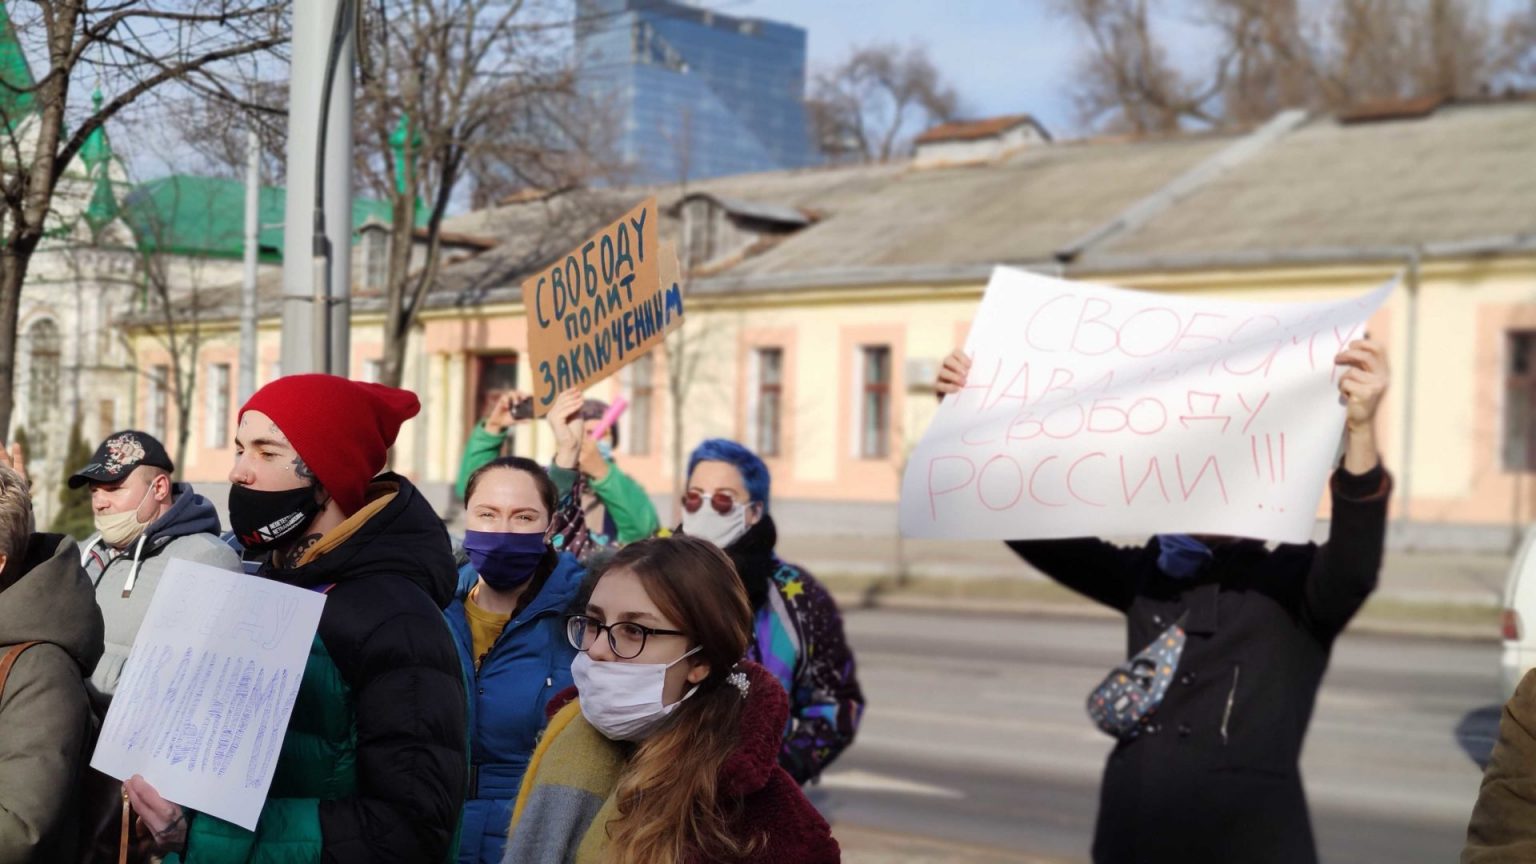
[240,374,420,516]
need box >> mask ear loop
[664,645,705,707]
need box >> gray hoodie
[0,533,105,862]
[79,482,241,706]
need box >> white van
[1499,524,1536,700]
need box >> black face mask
[229,484,322,554]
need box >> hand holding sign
[549,389,586,469]
[1333,338,1389,474]
[1334,339,1389,429]
[125,774,187,854]
[935,350,972,401]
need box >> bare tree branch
[808,42,961,163]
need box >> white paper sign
[91,559,326,831]
[900,267,1395,543]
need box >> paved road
[823,609,1501,863]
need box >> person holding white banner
[124,375,468,864]
[935,338,1392,864]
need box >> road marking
[819,769,966,800]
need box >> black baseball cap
[68,430,175,489]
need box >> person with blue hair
[680,438,864,785]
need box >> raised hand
[1333,338,1389,473]
[484,390,531,436]
[548,389,586,469]
[935,349,971,401]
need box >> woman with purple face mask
[444,456,585,864]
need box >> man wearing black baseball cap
[70,430,239,709]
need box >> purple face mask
[463,530,548,591]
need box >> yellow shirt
[464,587,512,669]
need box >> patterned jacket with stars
[726,516,864,784]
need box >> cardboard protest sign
[900,267,1395,543]
[91,559,326,830]
[522,196,684,416]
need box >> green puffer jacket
[169,475,468,864]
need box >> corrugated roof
[147,97,1503,317]
[727,135,1233,277]
[1082,101,1536,263]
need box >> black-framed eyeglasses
[566,614,687,660]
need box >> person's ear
[745,501,764,526]
[155,474,172,501]
[686,660,711,686]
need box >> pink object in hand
[589,396,629,440]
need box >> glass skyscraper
[575,0,817,184]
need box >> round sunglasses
[681,489,748,515]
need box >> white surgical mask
[681,503,750,550]
[94,486,154,549]
[572,646,701,742]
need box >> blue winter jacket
[444,552,583,864]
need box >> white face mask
[94,485,154,549]
[572,646,701,742]
[681,502,750,550]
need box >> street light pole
[239,125,260,403]
[281,0,355,378]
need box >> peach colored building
[128,99,1536,551]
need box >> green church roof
[121,175,410,261]
[0,3,34,128]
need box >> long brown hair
[595,536,760,864]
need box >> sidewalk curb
[835,590,1500,643]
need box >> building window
[205,363,231,449]
[149,365,169,442]
[26,319,59,429]
[363,229,388,292]
[1507,332,1536,471]
[860,345,891,459]
[754,347,783,457]
[623,353,654,456]
[475,354,519,430]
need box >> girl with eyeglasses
[503,536,839,864]
[677,439,863,786]
[445,456,587,864]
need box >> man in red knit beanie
[123,374,467,864]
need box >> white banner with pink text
[899,267,1395,543]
